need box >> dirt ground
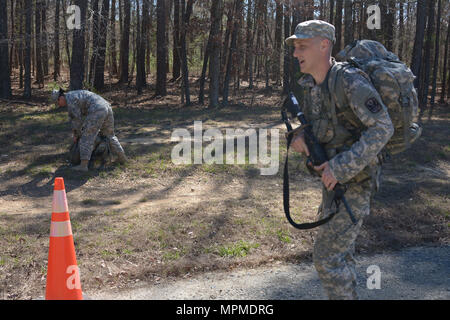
[0,78,448,300]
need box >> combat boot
[116,152,128,165]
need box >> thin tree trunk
[8,0,14,75]
[440,19,449,103]
[429,0,441,113]
[109,0,118,76]
[208,0,223,108]
[89,0,100,85]
[35,0,44,87]
[24,0,31,98]
[329,0,335,25]
[180,0,195,106]
[172,0,181,80]
[223,0,242,106]
[343,0,352,46]
[411,0,427,89]
[41,0,49,76]
[63,0,71,68]
[282,0,291,94]
[0,0,11,98]
[70,0,87,90]
[398,1,404,61]
[19,0,24,88]
[54,0,60,81]
[273,0,282,86]
[156,0,167,96]
[198,33,211,105]
[333,0,343,56]
[119,0,131,83]
[94,0,110,90]
[419,0,435,113]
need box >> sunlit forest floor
[0,72,448,299]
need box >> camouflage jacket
[65,90,111,135]
[298,60,394,184]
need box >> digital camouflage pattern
[298,62,394,184]
[335,40,421,155]
[285,20,336,46]
[65,90,125,161]
[298,54,394,300]
[314,179,372,300]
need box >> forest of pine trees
[0,0,448,111]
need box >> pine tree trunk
[94,0,110,90]
[273,0,283,86]
[172,0,181,80]
[53,0,60,81]
[136,0,143,94]
[8,0,14,76]
[41,0,49,76]
[440,20,449,103]
[411,0,427,89]
[89,0,100,85]
[180,0,194,106]
[24,0,31,98]
[156,0,167,96]
[35,0,44,87]
[282,0,291,94]
[63,0,71,68]
[223,0,242,106]
[333,0,343,56]
[119,0,131,84]
[220,4,234,89]
[208,0,222,108]
[398,1,404,61]
[343,0,352,47]
[429,0,441,111]
[110,0,118,76]
[384,0,395,52]
[19,0,24,88]
[419,0,435,112]
[0,0,11,98]
[70,0,87,90]
[198,31,211,105]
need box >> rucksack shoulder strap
[327,62,351,127]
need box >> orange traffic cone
[45,177,83,300]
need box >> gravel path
[90,245,450,300]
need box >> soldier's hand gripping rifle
[282,92,357,229]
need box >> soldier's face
[293,37,326,74]
[57,96,67,107]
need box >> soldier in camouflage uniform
[285,20,394,299]
[51,89,127,172]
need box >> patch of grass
[276,229,292,243]
[26,165,54,177]
[104,210,121,217]
[162,247,186,261]
[215,240,260,258]
[101,249,117,258]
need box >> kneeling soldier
[51,89,128,172]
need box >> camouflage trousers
[313,179,372,300]
[79,106,125,161]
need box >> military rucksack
[69,135,111,169]
[330,40,422,157]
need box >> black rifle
[282,92,357,229]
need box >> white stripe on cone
[50,221,73,237]
[52,190,69,213]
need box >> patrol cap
[50,88,65,103]
[285,20,336,46]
